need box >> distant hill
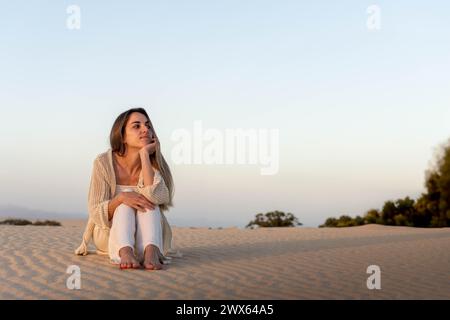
[0,205,85,220]
[0,205,245,228]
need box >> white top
[115,184,138,196]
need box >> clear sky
[1,0,449,227]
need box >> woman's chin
[128,142,147,150]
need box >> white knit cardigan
[75,149,173,256]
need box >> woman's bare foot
[119,246,141,269]
[144,244,163,270]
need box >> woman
[75,108,175,270]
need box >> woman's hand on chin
[140,137,159,156]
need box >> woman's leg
[108,204,140,268]
[135,206,164,269]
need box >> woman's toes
[144,259,162,270]
[144,263,154,270]
[143,245,164,270]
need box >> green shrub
[246,211,302,228]
[319,217,338,228]
[32,220,61,226]
[394,214,408,226]
[0,219,33,226]
[0,219,61,226]
[364,209,380,224]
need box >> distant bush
[0,219,33,226]
[0,219,61,226]
[321,217,338,227]
[319,215,364,228]
[246,210,302,228]
[32,220,61,226]
[364,209,380,224]
[394,214,410,227]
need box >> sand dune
[0,221,449,299]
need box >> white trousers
[108,203,163,264]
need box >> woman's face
[123,112,154,149]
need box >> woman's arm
[88,158,113,228]
[137,142,170,205]
[139,149,155,187]
[108,191,156,219]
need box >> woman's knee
[138,207,162,220]
[145,206,161,215]
[115,203,136,215]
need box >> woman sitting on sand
[75,108,174,270]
